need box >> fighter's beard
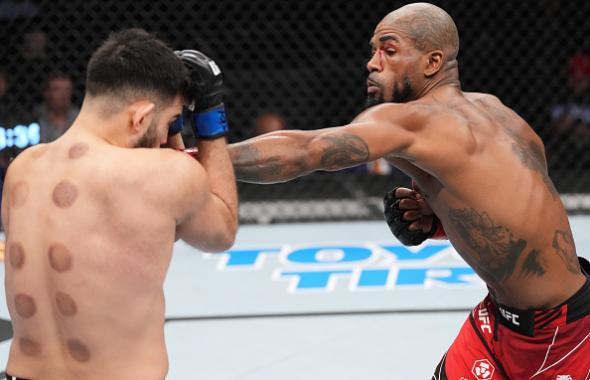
[365,75,414,108]
[135,119,159,148]
[392,75,414,103]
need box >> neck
[415,60,461,99]
[67,99,131,148]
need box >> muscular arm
[229,113,415,184]
[173,139,238,252]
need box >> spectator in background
[0,68,25,181]
[0,67,22,128]
[254,111,287,135]
[35,73,79,142]
[547,52,590,179]
[550,53,590,138]
[13,29,51,108]
[21,29,48,61]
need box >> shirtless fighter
[2,29,237,379]
[228,3,590,378]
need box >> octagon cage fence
[0,0,589,225]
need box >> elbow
[207,234,236,253]
[200,236,234,253]
[205,220,237,253]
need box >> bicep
[309,121,414,171]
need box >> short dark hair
[85,28,188,107]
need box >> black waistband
[490,257,590,337]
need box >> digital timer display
[0,123,41,150]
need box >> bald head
[382,3,459,60]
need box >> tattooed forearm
[448,208,542,282]
[234,160,286,183]
[229,143,311,184]
[552,230,580,274]
[229,131,369,183]
[319,134,369,170]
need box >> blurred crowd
[546,53,590,171]
[0,29,407,182]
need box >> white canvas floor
[1,216,590,379]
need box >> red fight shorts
[433,258,590,380]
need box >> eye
[385,49,396,56]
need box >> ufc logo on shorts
[472,359,495,380]
[478,308,492,334]
[556,376,572,380]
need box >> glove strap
[193,105,228,139]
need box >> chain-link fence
[1,0,589,223]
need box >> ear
[129,101,155,134]
[424,50,444,77]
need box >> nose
[366,51,382,73]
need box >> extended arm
[229,115,415,184]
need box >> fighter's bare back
[2,133,211,379]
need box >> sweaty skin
[229,5,585,310]
[1,99,237,379]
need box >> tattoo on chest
[552,230,580,274]
[319,134,369,170]
[448,208,545,281]
[503,128,559,199]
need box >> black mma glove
[174,49,228,139]
[383,186,446,246]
